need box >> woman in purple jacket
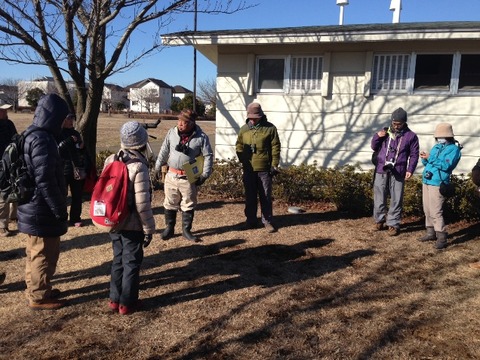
[371,107,420,236]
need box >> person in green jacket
[236,102,281,233]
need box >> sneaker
[264,222,277,233]
[469,261,480,270]
[0,228,10,237]
[108,300,119,312]
[29,298,66,310]
[74,222,83,228]
[0,272,5,285]
[119,300,142,315]
[387,227,400,236]
[374,222,386,231]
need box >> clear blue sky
[1,0,480,90]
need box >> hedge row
[96,152,480,221]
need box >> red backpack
[90,152,140,231]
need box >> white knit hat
[120,121,148,149]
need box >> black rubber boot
[182,210,198,242]
[418,227,436,242]
[161,209,177,240]
[435,231,448,249]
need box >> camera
[383,161,395,172]
[424,171,433,180]
[175,143,189,155]
[250,144,257,154]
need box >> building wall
[214,42,480,175]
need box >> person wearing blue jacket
[18,93,69,310]
[418,123,462,249]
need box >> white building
[162,21,480,175]
[127,78,173,114]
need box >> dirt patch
[1,113,480,359]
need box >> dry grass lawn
[1,113,480,359]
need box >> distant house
[102,83,129,112]
[127,78,173,114]
[0,84,16,109]
[17,77,64,108]
[162,21,480,174]
[172,85,193,101]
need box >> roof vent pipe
[336,0,349,25]
[390,0,402,23]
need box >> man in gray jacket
[155,109,213,242]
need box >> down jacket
[18,94,69,237]
[154,124,213,178]
[104,149,155,235]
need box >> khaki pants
[25,235,60,302]
[422,183,446,232]
[163,172,197,212]
[0,198,16,229]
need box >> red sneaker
[108,300,119,312]
[119,300,142,315]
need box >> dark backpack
[472,159,480,187]
[0,129,37,204]
[90,152,140,231]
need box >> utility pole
[193,0,197,112]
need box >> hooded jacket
[421,142,462,186]
[236,116,281,172]
[18,93,69,237]
[371,125,419,180]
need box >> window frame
[255,55,323,94]
[372,51,480,95]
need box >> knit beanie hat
[434,123,455,138]
[391,107,407,123]
[120,121,148,149]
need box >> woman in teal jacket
[419,123,462,249]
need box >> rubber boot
[182,210,198,242]
[161,209,176,240]
[435,231,448,250]
[418,227,436,242]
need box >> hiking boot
[374,222,386,231]
[469,261,480,270]
[387,226,400,236]
[418,227,436,242]
[0,228,10,237]
[264,222,277,233]
[108,300,119,312]
[434,231,448,250]
[29,298,66,310]
[182,210,198,242]
[49,288,62,299]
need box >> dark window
[257,58,285,91]
[414,54,453,90]
[459,54,480,90]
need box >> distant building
[172,85,193,101]
[102,83,129,112]
[17,77,64,108]
[127,78,173,114]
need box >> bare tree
[0,78,20,111]
[197,78,217,116]
[133,87,161,114]
[0,0,249,163]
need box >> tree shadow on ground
[140,239,376,310]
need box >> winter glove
[195,175,207,186]
[270,167,280,177]
[143,234,153,248]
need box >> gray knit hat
[120,121,148,150]
[391,107,407,123]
